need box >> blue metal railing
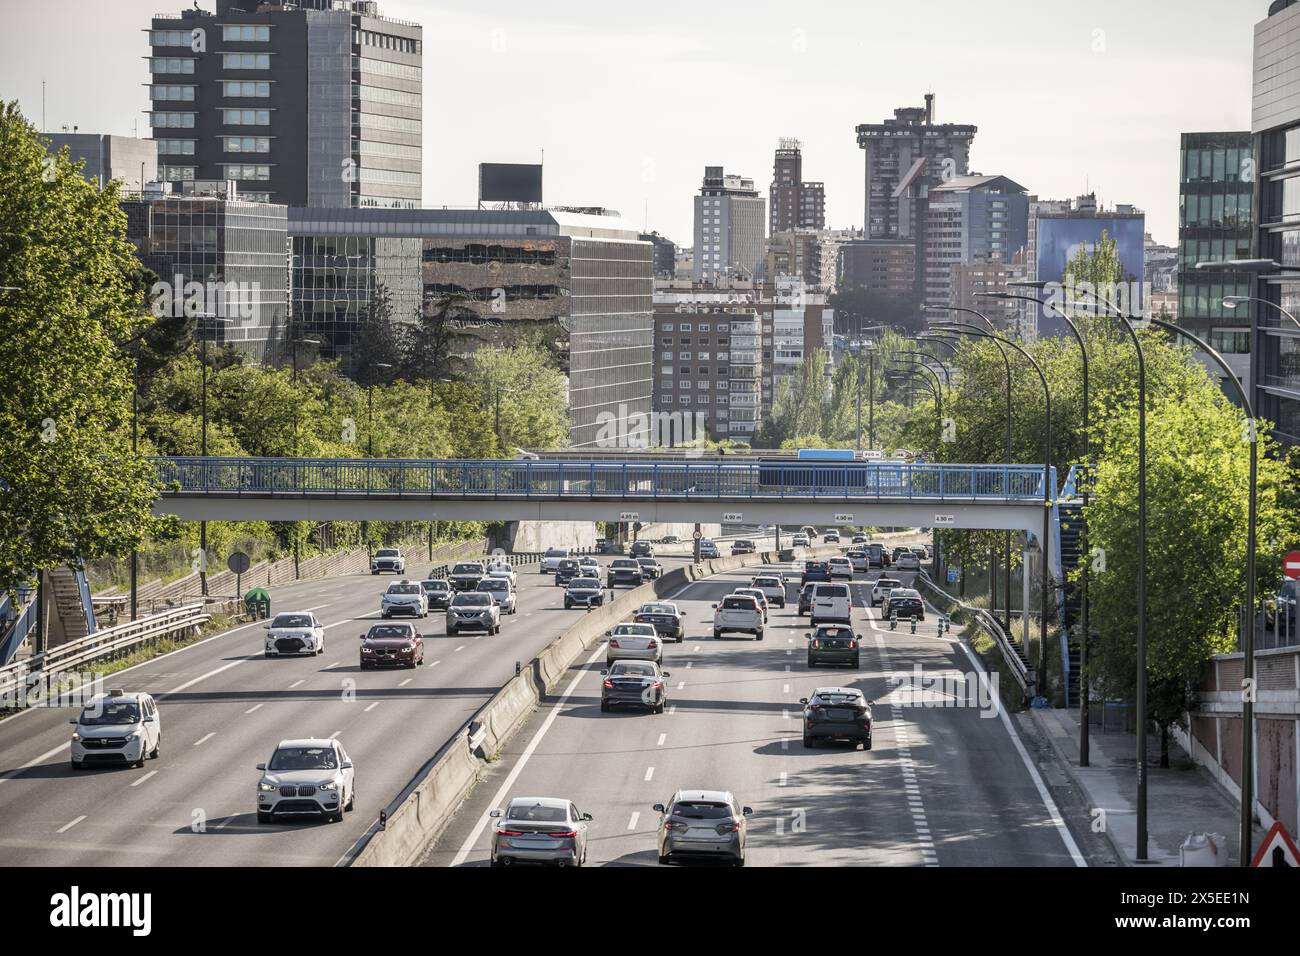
[74,568,97,635]
[0,587,38,666]
[151,457,1055,502]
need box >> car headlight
[71,732,82,742]
[319,780,339,791]
[258,781,278,792]
[125,732,140,742]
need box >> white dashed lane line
[131,770,157,787]
[193,732,215,747]
[364,702,379,713]
[58,816,86,833]
[627,812,640,831]
[244,703,263,714]
[644,767,654,782]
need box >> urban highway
[0,549,707,866]
[427,564,1091,867]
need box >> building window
[150,112,195,129]
[222,25,271,42]
[222,80,271,97]
[222,136,271,153]
[151,85,195,101]
[160,165,196,181]
[679,397,691,406]
[679,352,691,361]
[679,324,691,332]
[660,351,673,361]
[699,394,710,404]
[223,164,271,181]
[222,53,271,70]
[156,139,195,156]
[239,192,273,203]
[151,30,192,47]
[151,57,195,74]
[662,323,673,332]
[223,109,271,125]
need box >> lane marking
[779,771,787,787]
[627,811,640,831]
[245,703,264,714]
[399,678,413,687]
[289,679,305,689]
[448,639,608,868]
[455,646,465,653]
[131,770,157,787]
[656,733,666,746]
[428,660,441,668]
[676,681,684,690]
[329,730,342,739]
[57,816,86,834]
[644,766,654,782]
[194,732,215,747]
[364,702,380,713]
[0,741,71,785]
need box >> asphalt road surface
[0,555,697,866]
[426,564,1088,867]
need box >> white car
[381,581,428,619]
[809,583,853,626]
[828,557,854,579]
[256,738,355,824]
[823,531,841,544]
[541,548,571,574]
[477,577,517,614]
[447,591,501,634]
[895,552,921,572]
[607,622,663,665]
[871,577,902,607]
[264,610,326,656]
[750,574,788,609]
[713,594,764,640]
[847,551,869,574]
[791,534,810,548]
[698,539,720,559]
[370,548,406,575]
[70,689,160,770]
[577,556,602,576]
[487,566,518,589]
[732,587,770,622]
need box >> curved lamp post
[934,321,1055,700]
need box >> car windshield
[367,625,413,640]
[376,550,399,558]
[388,584,421,594]
[736,589,764,599]
[271,614,312,628]
[477,580,507,592]
[453,593,491,606]
[545,549,568,557]
[507,803,567,823]
[79,700,140,725]
[269,746,338,772]
[722,597,756,610]
[612,560,639,568]
[611,661,657,677]
[570,578,600,588]
[737,541,754,547]
[422,580,448,591]
[671,801,731,819]
[452,564,481,575]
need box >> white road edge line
[57,815,86,834]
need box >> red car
[359,622,424,670]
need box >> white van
[810,583,853,626]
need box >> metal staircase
[1056,466,1087,708]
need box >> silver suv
[447,591,501,635]
[70,690,161,770]
[256,738,355,824]
[476,577,517,615]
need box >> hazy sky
[0,0,1264,246]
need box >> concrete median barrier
[346,543,849,867]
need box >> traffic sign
[723,512,743,522]
[934,514,956,526]
[692,530,702,540]
[834,513,855,524]
[858,450,884,460]
[1250,821,1299,867]
[227,551,250,574]
[620,512,639,522]
[1285,551,1300,581]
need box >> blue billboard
[1035,216,1146,337]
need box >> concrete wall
[498,521,597,553]
[636,522,721,542]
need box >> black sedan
[797,583,816,616]
[554,559,582,586]
[634,602,684,642]
[607,558,644,588]
[419,579,453,610]
[600,660,670,713]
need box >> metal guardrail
[0,604,210,709]
[915,570,1033,701]
[0,592,38,668]
[152,457,1053,502]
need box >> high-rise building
[638,231,678,279]
[1251,1,1300,443]
[765,229,821,288]
[837,239,916,301]
[950,257,1029,332]
[816,229,861,294]
[1175,134,1254,395]
[769,139,826,234]
[923,174,1028,310]
[44,133,158,196]
[693,166,765,284]
[123,181,289,360]
[147,0,422,209]
[855,95,977,242]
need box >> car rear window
[877,579,900,588]
[722,596,757,610]
[477,580,507,592]
[814,692,862,706]
[753,578,780,586]
[613,624,656,636]
[509,804,567,822]
[814,585,849,597]
[611,662,657,677]
[671,802,731,819]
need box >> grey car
[476,577,517,614]
[653,789,752,866]
[600,659,670,713]
[490,796,592,867]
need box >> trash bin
[244,587,271,620]
[1180,832,1228,867]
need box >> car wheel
[329,809,344,823]
[371,570,379,576]
[654,702,665,714]
[345,788,355,811]
[676,635,684,643]
[807,656,816,668]
[852,656,860,669]
[447,626,457,636]
[150,737,160,759]
[135,755,146,769]
[756,630,764,641]
[564,600,572,609]
[864,735,873,751]
[658,854,671,866]
[360,662,370,670]
[600,700,610,712]
[257,811,273,824]
[713,629,722,639]
[406,659,417,669]
[70,759,83,770]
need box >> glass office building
[1177,132,1254,387]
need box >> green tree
[471,345,568,452]
[0,101,168,593]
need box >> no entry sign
[1285,551,1300,581]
